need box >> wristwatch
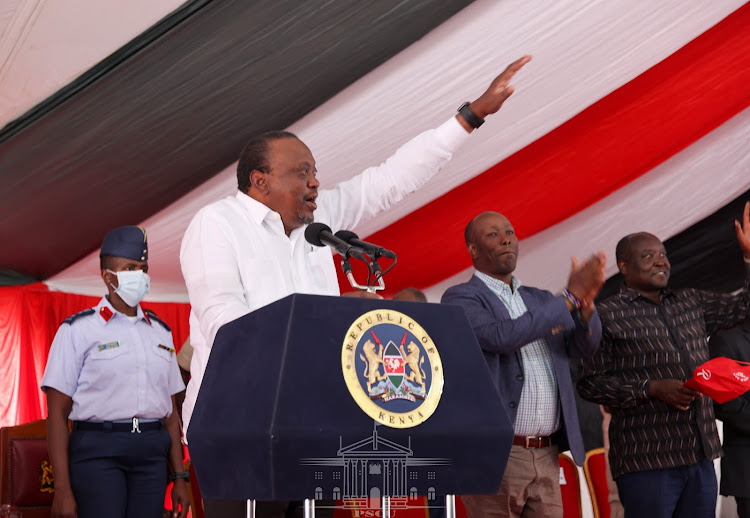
[170,470,190,482]
[458,102,485,129]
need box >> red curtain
[0,283,190,428]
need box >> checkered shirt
[474,271,561,436]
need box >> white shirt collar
[235,190,282,227]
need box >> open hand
[735,201,750,259]
[468,56,532,119]
[51,488,77,518]
[171,479,190,518]
[567,251,607,304]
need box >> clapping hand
[567,251,607,321]
[735,201,750,260]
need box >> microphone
[334,230,397,259]
[305,223,369,262]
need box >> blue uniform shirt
[41,297,185,421]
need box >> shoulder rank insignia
[144,309,171,332]
[62,308,95,326]
[99,306,113,322]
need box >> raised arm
[324,56,532,231]
[456,55,532,132]
[701,202,750,334]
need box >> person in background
[441,211,605,518]
[392,287,428,302]
[709,322,750,518]
[42,226,189,518]
[577,202,750,518]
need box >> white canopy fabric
[8,0,747,301]
[0,0,184,127]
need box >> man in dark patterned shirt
[577,202,750,518]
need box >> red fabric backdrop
[0,283,190,428]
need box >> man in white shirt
[180,56,530,518]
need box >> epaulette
[144,309,171,332]
[62,308,95,326]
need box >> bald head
[465,211,509,245]
[465,212,518,283]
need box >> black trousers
[69,427,171,518]
[737,496,750,518]
[203,499,336,518]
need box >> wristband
[562,289,582,311]
[458,102,485,129]
[170,470,190,482]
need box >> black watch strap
[458,102,485,129]
[170,470,190,482]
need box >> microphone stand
[340,253,385,294]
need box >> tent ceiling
[0,0,185,128]
[1,0,748,301]
[0,0,473,281]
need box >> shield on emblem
[383,341,404,389]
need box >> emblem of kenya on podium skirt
[342,309,444,428]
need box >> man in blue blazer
[441,211,605,518]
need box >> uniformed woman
[41,226,189,518]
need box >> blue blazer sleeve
[442,276,600,358]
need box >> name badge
[97,341,120,351]
[157,344,175,354]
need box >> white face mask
[107,270,150,307]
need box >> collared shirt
[474,271,561,436]
[577,263,750,478]
[41,297,184,421]
[180,117,470,434]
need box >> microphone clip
[341,255,385,293]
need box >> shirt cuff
[638,379,651,400]
[433,116,473,153]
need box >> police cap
[100,226,148,261]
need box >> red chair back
[558,452,582,518]
[0,419,53,518]
[583,448,610,518]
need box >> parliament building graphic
[301,425,450,510]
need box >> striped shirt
[475,272,561,436]
[577,264,750,478]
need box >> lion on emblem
[360,339,387,392]
[400,342,426,392]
